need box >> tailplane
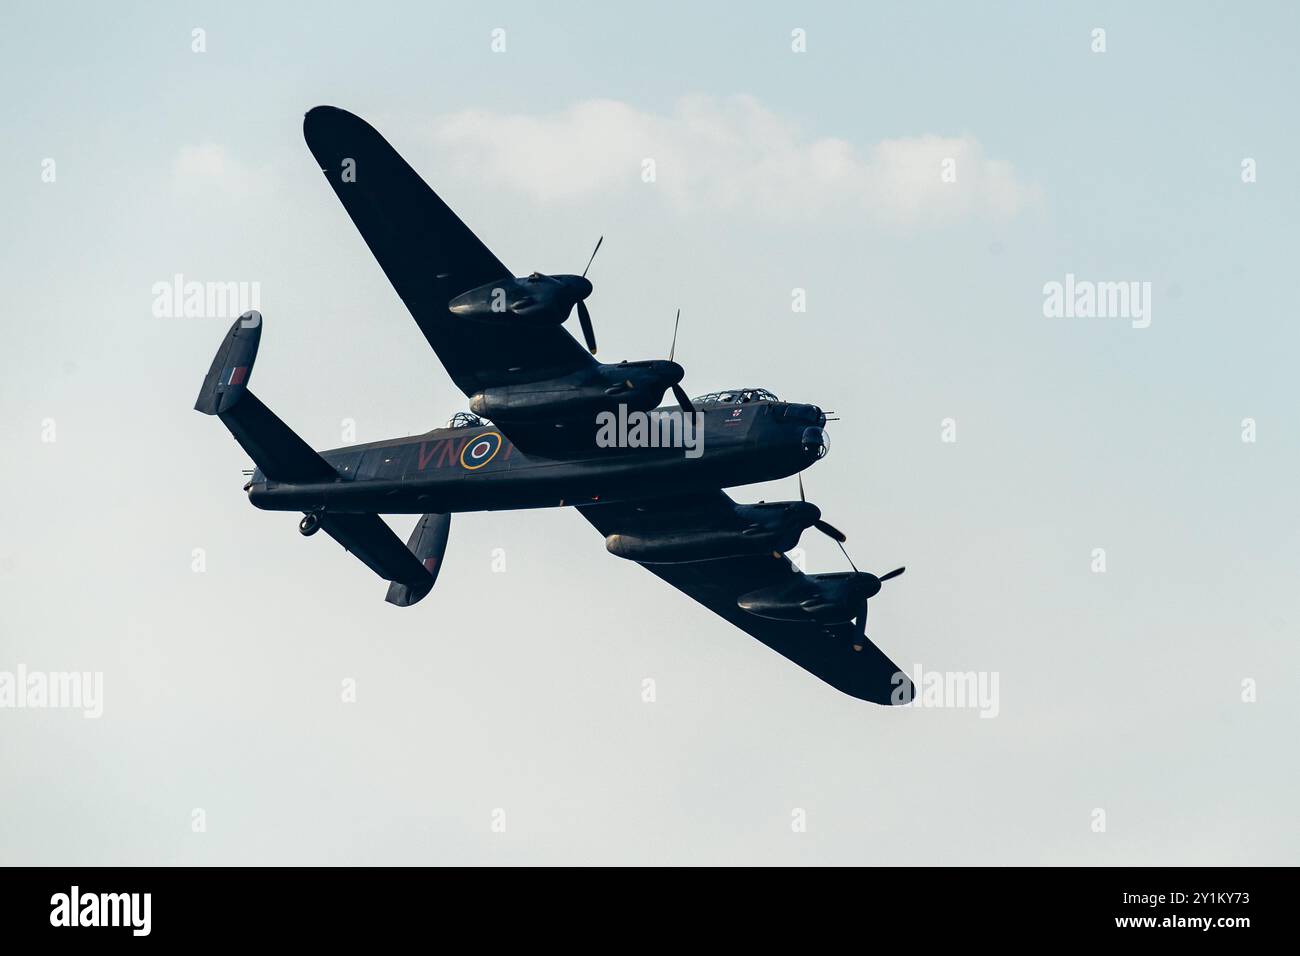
[317,512,444,607]
[196,312,446,605]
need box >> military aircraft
[195,105,913,704]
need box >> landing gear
[299,513,322,536]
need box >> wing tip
[883,667,915,706]
[305,103,349,122]
[303,104,373,143]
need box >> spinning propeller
[845,552,906,652]
[572,236,602,354]
[797,474,847,543]
[808,503,904,650]
[667,309,695,414]
[555,240,695,413]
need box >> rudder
[195,312,337,482]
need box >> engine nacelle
[470,360,683,424]
[606,501,821,563]
[449,273,590,326]
[737,571,881,624]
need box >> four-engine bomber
[195,104,913,704]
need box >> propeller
[851,565,905,651]
[573,236,602,354]
[667,308,696,414]
[798,474,847,543]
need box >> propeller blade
[576,300,597,354]
[666,309,696,413]
[581,235,603,278]
[879,566,906,582]
[813,519,847,543]
[671,383,696,415]
[835,538,859,573]
[797,475,846,542]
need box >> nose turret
[801,426,829,460]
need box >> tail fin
[195,312,336,482]
[197,313,447,606]
[385,513,451,606]
[194,311,261,415]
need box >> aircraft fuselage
[247,400,827,515]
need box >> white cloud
[425,95,1040,224]
[171,143,267,197]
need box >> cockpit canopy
[692,387,779,406]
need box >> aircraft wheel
[299,513,322,537]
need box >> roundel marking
[460,431,503,470]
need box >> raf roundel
[459,431,503,470]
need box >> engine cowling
[470,360,683,424]
[605,501,821,563]
[737,571,881,624]
[449,273,590,326]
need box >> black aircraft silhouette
[195,105,912,704]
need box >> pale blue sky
[1,1,1296,864]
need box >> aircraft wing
[302,105,598,397]
[577,493,914,705]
